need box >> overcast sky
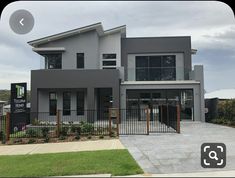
[0,1,234,92]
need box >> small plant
[87,135,92,139]
[26,129,38,137]
[99,135,104,139]
[28,138,36,144]
[41,127,49,138]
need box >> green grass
[0,149,143,177]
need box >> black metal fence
[0,115,6,142]
[119,105,180,135]
[2,106,180,141]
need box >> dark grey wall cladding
[121,37,192,80]
[31,69,120,112]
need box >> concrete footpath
[0,139,125,155]
[121,170,235,177]
[57,170,235,177]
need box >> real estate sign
[11,83,27,113]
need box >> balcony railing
[127,67,192,81]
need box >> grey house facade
[28,23,205,122]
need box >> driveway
[120,121,235,174]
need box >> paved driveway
[120,121,235,174]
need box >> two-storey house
[28,22,205,122]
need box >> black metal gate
[119,104,180,135]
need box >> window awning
[32,47,65,53]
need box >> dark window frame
[49,92,57,116]
[102,61,116,66]
[135,55,176,81]
[77,53,84,69]
[77,91,84,115]
[44,54,62,69]
[63,92,71,116]
[102,53,116,59]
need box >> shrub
[13,138,22,144]
[0,131,3,140]
[59,135,66,140]
[75,133,80,140]
[26,129,38,137]
[110,131,116,137]
[99,135,104,139]
[28,138,36,144]
[70,124,77,133]
[44,136,50,143]
[87,135,92,139]
[60,127,69,136]
[41,127,49,138]
[81,123,94,135]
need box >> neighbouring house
[205,89,235,122]
[28,22,205,123]
[0,100,6,116]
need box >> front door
[97,88,112,120]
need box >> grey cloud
[0,1,234,91]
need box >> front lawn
[0,149,143,177]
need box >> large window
[49,92,57,116]
[44,54,62,69]
[77,91,84,115]
[136,55,176,81]
[77,53,84,69]
[63,92,71,115]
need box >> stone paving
[120,121,235,174]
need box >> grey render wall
[31,69,120,112]
[121,37,192,80]
[37,30,100,69]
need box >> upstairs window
[136,55,176,81]
[77,53,84,69]
[102,53,117,69]
[103,53,116,59]
[102,61,116,66]
[44,54,62,69]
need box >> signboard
[109,108,119,118]
[11,83,27,114]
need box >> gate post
[56,110,61,137]
[176,105,180,133]
[116,109,119,137]
[6,112,10,141]
[146,108,150,135]
[108,108,112,137]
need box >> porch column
[87,87,95,110]
[112,86,119,109]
